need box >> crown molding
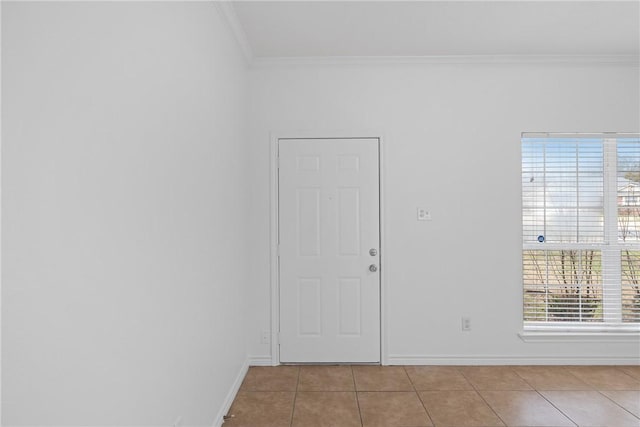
[211,2,638,69]
[214,1,253,65]
[251,54,640,68]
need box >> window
[522,133,640,332]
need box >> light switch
[417,208,431,221]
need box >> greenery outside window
[522,133,640,332]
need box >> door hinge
[277,333,281,345]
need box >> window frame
[521,133,640,336]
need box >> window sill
[519,330,640,343]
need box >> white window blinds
[522,134,640,330]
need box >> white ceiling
[231,1,640,59]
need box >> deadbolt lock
[369,248,378,256]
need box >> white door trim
[269,131,387,365]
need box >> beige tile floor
[225,365,640,427]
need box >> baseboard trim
[212,358,249,427]
[387,355,640,365]
[248,355,274,366]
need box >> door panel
[278,138,380,363]
[297,188,321,256]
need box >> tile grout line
[596,389,640,420]
[289,367,301,427]
[563,366,602,391]
[403,366,436,427]
[554,366,640,422]
[531,389,579,427]
[229,365,639,426]
[351,366,364,427]
[570,365,640,390]
[618,366,640,382]
[521,366,640,423]
[613,366,640,393]
[510,367,579,427]
[517,371,577,425]
[596,366,640,419]
[457,366,508,427]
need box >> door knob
[369,264,378,272]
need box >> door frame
[269,131,387,366]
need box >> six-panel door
[278,138,380,363]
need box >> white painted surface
[278,139,380,362]
[212,358,249,427]
[3,3,639,426]
[2,3,248,425]
[247,62,640,364]
[0,2,4,423]
[233,1,640,58]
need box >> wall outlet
[461,317,471,331]
[417,208,432,221]
[261,330,270,344]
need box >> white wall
[248,61,640,364]
[2,2,639,424]
[2,3,248,426]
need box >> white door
[278,138,380,363]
